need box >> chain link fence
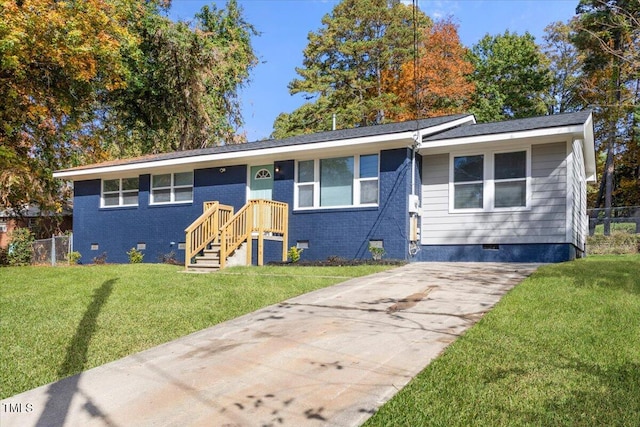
[31,235,72,265]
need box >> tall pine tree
[272,0,430,138]
[573,0,639,219]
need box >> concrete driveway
[1,262,539,427]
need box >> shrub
[368,245,386,261]
[587,232,640,255]
[93,252,108,264]
[67,251,82,265]
[287,246,303,263]
[159,251,180,265]
[0,247,8,266]
[126,247,144,264]
[7,228,34,266]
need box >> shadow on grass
[533,258,640,295]
[543,359,640,425]
[482,340,640,426]
[36,278,118,427]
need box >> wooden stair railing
[219,199,288,269]
[184,202,234,267]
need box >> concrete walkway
[1,262,539,427]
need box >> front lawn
[365,254,640,426]
[0,264,392,399]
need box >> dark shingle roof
[59,114,470,172]
[423,110,592,142]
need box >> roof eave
[418,124,587,151]
[53,131,417,181]
[53,115,475,181]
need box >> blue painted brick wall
[73,166,247,264]
[73,150,414,264]
[266,149,412,263]
[415,243,576,263]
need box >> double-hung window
[297,160,315,208]
[453,155,484,209]
[358,154,379,205]
[295,154,379,209]
[494,151,527,208]
[102,177,139,207]
[451,150,529,211]
[151,172,193,204]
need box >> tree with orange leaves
[0,0,141,216]
[383,19,475,121]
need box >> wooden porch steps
[187,233,285,271]
[185,200,288,271]
[189,243,223,271]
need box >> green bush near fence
[6,228,34,266]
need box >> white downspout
[409,131,421,257]
[411,130,421,195]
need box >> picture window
[295,154,379,209]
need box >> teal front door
[249,165,274,200]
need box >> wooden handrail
[220,199,288,269]
[184,201,234,266]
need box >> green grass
[593,222,637,234]
[365,254,640,427]
[0,263,393,399]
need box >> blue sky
[170,0,579,141]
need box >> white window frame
[451,152,485,212]
[357,154,380,206]
[492,150,529,209]
[295,160,317,209]
[101,177,139,208]
[294,153,380,210]
[0,222,7,233]
[449,148,531,213]
[150,171,194,205]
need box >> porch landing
[1,262,540,427]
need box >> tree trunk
[603,137,615,235]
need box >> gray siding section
[421,142,568,245]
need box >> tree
[382,19,475,121]
[542,20,585,114]
[105,0,258,155]
[0,0,258,217]
[469,31,552,122]
[572,0,639,220]
[272,98,335,139]
[0,0,140,215]
[273,0,430,138]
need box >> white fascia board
[419,115,477,138]
[53,132,415,180]
[582,113,597,182]
[417,125,586,152]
